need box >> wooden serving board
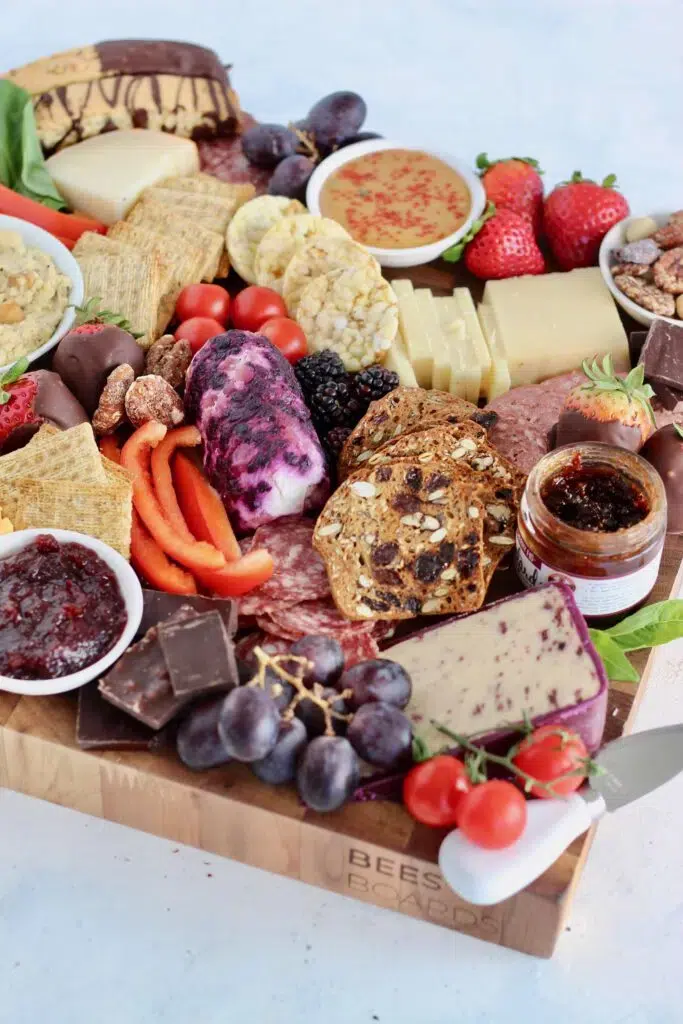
[0,262,678,959]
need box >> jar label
[514,531,663,616]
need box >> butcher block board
[1,262,680,959]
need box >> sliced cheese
[46,129,200,226]
[452,287,492,390]
[384,326,418,387]
[434,296,480,402]
[414,289,449,391]
[392,279,433,387]
[479,269,630,388]
[387,584,607,754]
[477,303,512,400]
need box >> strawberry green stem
[442,201,496,262]
[476,153,543,174]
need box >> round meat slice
[238,516,331,617]
[260,598,377,640]
[283,235,381,317]
[254,215,349,295]
[227,195,306,284]
[296,266,399,372]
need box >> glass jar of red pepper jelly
[515,443,666,619]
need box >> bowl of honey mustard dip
[306,139,486,267]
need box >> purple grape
[176,697,232,771]
[335,659,412,711]
[307,91,367,150]
[347,702,412,770]
[295,685,348,738]
[297,735,360,812]
[267,155,315,201]
[241,123,298,168]
[338,131,383,149]
[251,718,308,784]
[217,686,280,762]
[288,635,344,686]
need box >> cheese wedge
[414,289,449,391]
[384,327,418,387]
[434,297,480,401]
[477,303,512,400]
[46,130,200,226]
[392,279,433,387]
[452,287,491,388]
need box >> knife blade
[438,723,683,906]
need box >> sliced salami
[259,597,375,641]
[234,630,291,662]
[338,631,380,667]
[198,117,272,195]
[238,516,330,617]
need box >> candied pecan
[145,334,192,390]
[125,374,185,429]
[611,263,653,279]
[613,274,676,317]
[651,221,683,249]
[653,248,683,294]
[92,364,135,436]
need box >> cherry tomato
[231,286,287,332]
[512,725,588,799]
[457,780,527,850]
[175,317,225,354]
[175,284,230,326]
[403,755,472,828]
[259,317,308,363]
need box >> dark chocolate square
[77,683,156,750]
[158,611,239,698]
[640,320,683,389]
[140,589,238,637]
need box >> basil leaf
[589,629,639,682]
[0,80,67,210]
[604,599,683,652]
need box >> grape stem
[250,647,353,736]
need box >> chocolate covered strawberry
[457,208,545,280]
[544,172,630,270]
[0,358,87,453]
[556,356,655,451]
[476,153,544,235]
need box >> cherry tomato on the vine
[512,725,588,799]
[456,780,527,850]
[259,317,308,363]
[175,317,225,354]
[403,755,472,828]
[231,286,287,332]
[175,284,230,326]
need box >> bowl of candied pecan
[600,212,683,327]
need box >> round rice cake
[282,235,382,316]
[296,267,399,372]
[253,215,349,295]
[226,195,305,284]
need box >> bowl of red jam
[0,529,143,696]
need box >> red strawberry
[0,358,38,447]
[476,153,544,235]
[556,356,655,450]
[458,209,545,280]
[544,172,630,270]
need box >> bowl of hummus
[0,214,84,374]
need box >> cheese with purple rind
[384,582,608,756]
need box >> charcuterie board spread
[1,40,683,958]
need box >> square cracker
[123,201,224,282]
[0,423,105,486]
[159,174,254,213]
[76,250,163,348]
[12,479,132,559]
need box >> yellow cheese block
[434,297,480,402]
[477,304,513,400]
[392,279,433,387]
[452,288,492,390]
[479,269,630,388]
[414,289,450,392]
[384,327,418,387]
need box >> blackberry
[352,365,399,404]
[310,380,363,430]
[295,350,350,399]
[324,426,352,458]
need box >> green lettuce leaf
[601,599,683,652]
[0,80,67,210]
[589,629,639,683]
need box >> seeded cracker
[297,266,399,372]
[227,195,306,284]
[313,458,486,621]
[254,214,349,295]
[283,235,382,317]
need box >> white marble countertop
[3,3,683,1021]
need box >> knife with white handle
[438,723,683,906]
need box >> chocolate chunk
[629,330,648,364]
[77,682,156,750]
[98,607,198,728]
[158,611,238,698]
[140,589,238,637]
[53,325,146,414]
[651,380,683,412]
[639,320,683,390]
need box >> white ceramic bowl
[0,528,142,696]
[599,212,674,328]
[0,214,84,375]
[306,139,486,268]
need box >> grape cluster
[176,636,413,813]
[241,92,381,202]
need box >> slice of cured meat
[236,624,379,670]
[258,597,375,641]
[238,516,330,617]
[485,372,584,474]
[198,116,272,195]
